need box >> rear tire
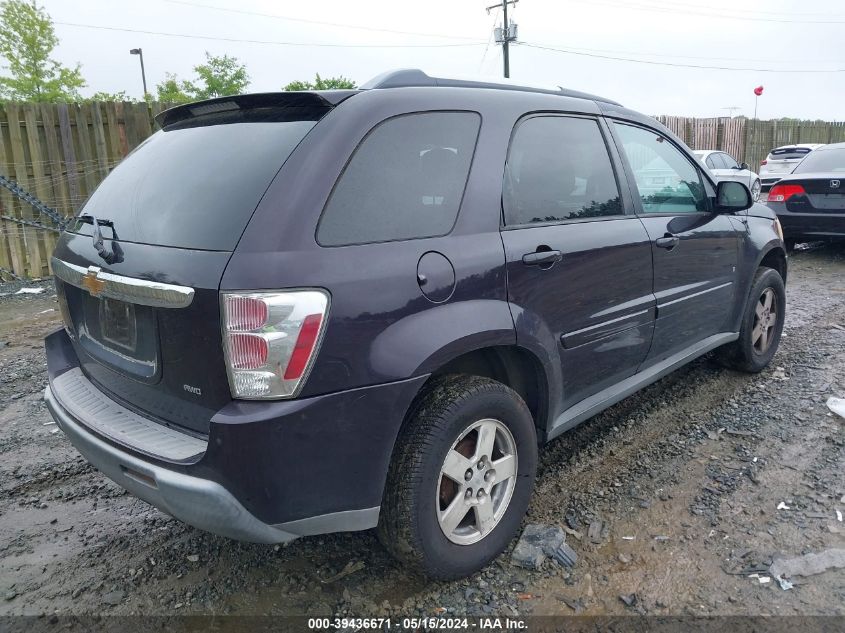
[377,375,537,580]
[717,266,786,373]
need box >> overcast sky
[37,0,845,119]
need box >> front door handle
[522,249,562,267]
[655,234,680,250]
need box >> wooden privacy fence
[1,103,844,279]
[655,116,845,168]
[0,101,170,279]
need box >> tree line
[0,0,356,104]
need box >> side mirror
[715,180,752,212]
[739,162,749,170]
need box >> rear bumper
[45,328,428,542]
[774,210,845,241]
[46,384,300,543]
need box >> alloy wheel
[752,287,777,353]
[436,418,518,545]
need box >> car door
[720,152,753,188]
[500,114,655,412]
[610,122,739,366]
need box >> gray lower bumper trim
[51,368,207,463]
[45,385,380,543]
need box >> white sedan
[693,150,762,202]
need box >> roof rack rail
[361,69,621,106]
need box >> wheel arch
[758,244,788,283]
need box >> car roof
[361,69,622,106]
[811,142,845,152]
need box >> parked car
[765,142,845,249]
[44,69,788,580]
[759,143,826,192]
[693,150,761,201]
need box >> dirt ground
[0,244,843,619]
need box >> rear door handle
[522,250,562,266]
[655,234,680,250]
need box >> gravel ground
[0,244,843,618]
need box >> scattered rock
[186,554,199,563]
[588,520,604,544]
[5,590,17,601]
[511,524,567,570]
[550,542,578,568]
[619,593,638,607]
[618,553,632,564]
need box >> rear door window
[503,116,623,226]
[707,153,726,169]
[614,123,709,215]
[316,112,480,246]
[721,153,739,169]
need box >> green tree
[283,73,356,91]
[0,0,85,102]
[155,73,193,104]
[86,90,134,103]
[156,53,249,103]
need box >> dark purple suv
[45,70,787,579]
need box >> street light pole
[129,48,148,98]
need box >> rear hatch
[763,147,814,174]
[52,92,352,435]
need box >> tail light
[221,290,329,399]
[768,183,805,202]
[760,160,767,166]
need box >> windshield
[793,148,845,174]
[70,120,318,250]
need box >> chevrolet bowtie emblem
[81,265,106,296]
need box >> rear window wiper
[77,214,120,264]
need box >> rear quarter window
[316,112,481,246]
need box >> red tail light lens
[224,296,268,331]
[283,314,323,380]
[768,183,805,202]
[760,160,767,166]
[221,290,329,399]
[227,333,269,369]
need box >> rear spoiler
[155,90,359,128]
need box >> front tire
[377,375,537,580]
[717,266,786,372]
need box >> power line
[567,0,845,24]
[527,41,842,65]
[164,0,483,42]
[54,21,487,48]
[518,42,845,72]
[617,0,845,19]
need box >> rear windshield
[70,120,318,250]
[792,148,845,173]
[769,147,812,161]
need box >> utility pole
[129,48,148,98]
[487,0,519,78]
